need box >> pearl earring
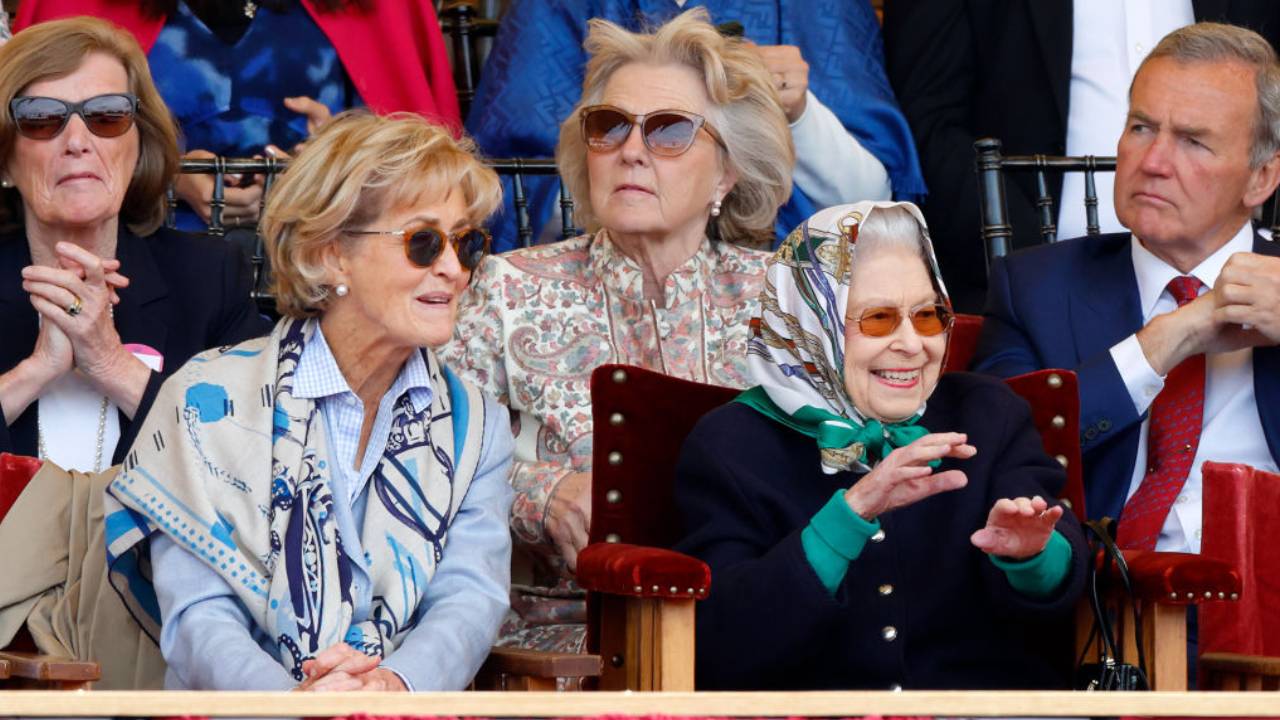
[0,179,12,188]
[711,199,722,217]
[334,283,349,297]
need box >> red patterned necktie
[1117,276,1206,550]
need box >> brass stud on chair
[1218,592,1226,600]
[1231,593,1239,601]
[1169,592,1179,600]
[605,533,621,543]
[651,585,659,593]
[1204,591,1213,599]
[1055,454,1068,468]
[612,368,627,384]
[1051,415,1066,429]
[669,586,678,594]
[609,412,625,426]
[608,451,623,466]
[1047,373,1063,389]
[1186,592,1195,600]
[606,489,622,504]
[634,585,642,593]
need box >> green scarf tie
[736,386,936,469]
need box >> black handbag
[1074,518,1151,691]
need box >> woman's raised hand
[843,432,975,520]
[21,241,150,415]
[970,495,1063,560]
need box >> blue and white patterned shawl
[104,317,486,680]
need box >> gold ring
[65,295,83,316]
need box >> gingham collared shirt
[292,323,434,503]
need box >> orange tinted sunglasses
[851,303,953,337]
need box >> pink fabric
[14,0,460,129]
[1118,277,1205,549]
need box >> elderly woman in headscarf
[443,8,793,653]
[103,112,513,691]
[675,201,1089,690]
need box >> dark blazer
[0,226,272,464]
[674,372,1088,690]
[882,0,1280,313]
[972,232,1280,521]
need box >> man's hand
[1215,251,1280,343]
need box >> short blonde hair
[0,16,179,235]
[556,8,794,247]
[262,111,502,318]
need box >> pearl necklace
[36,305,115,474]
[244,0,258,19]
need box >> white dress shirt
[1058,0,1193,241]
[1108,223,1279,553]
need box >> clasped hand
[21,241,131,386]
[293,642,407,692]
[842,432,1059,560]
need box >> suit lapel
[1251,233,1280,462]
[1069,234,1143,362]
[113,230,170,363]
[1026,0,1073,131]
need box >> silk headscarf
[742,200,952,474]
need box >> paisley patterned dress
[442,231,767,650]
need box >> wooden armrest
[0,651,100,682]
[482,646,602,679]
[576,543,710,599]
[1200,652,1280,677]
[0,656,10,679]
[1121,550,1241,604]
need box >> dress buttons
[870,529,886,543]
[878,584,894,596]
[881,626,898,641]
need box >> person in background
[16,0,459,230]
[883,0,1280,312]
[442,8,793,654]
[973,22,1280,554]
[0,16,268,473]
[468,0,923,252]
[677,201,1086,690]
[105,111,513,691]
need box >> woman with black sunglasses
[104,111,515,691]
[674,201,1089,690]
[442,8,794,657]
[0,17,268,478]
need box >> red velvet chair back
[1003,370,1086,520]
[945,312,984,373]
[590,365,738,549]
[1200,461,1280,657]
[0,452,43,523]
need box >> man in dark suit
[973,22,1280,555]
[883,1,1280,313]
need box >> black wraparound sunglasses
[10,93,139,140]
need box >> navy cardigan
[674,372,1088,690]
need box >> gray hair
[851,204,930,264]
[556,7,795,247]
[1136,22,1280,168]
